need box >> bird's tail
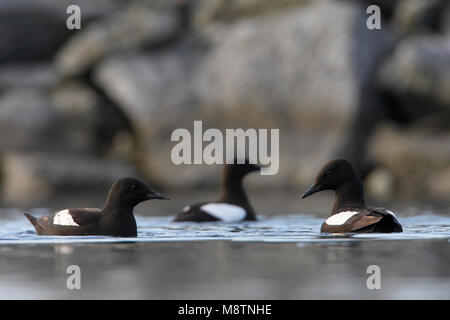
[24,213,38,227]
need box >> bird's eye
[131,185,136,189]
[324,171,332,176]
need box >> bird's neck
[221,174,251,206]
[331,180,366,214]
[103,197,134,216]
[221,176,256,220]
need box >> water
[0,207,449,299]
[1,210,450,243]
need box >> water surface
[0,208,449,299]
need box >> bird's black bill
[147,192,170,200]
[302,184,322,199]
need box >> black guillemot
[24,177,169,237]
[302,159,403,233]
[173,160,260,222]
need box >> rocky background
[0,0,449,206]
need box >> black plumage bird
[302,159,402,233]
[24,177,169,237]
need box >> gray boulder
[0,63,58,91]
[94,1,395,188]
[0,89,62,152]
[443,4,450,34]
[378,35,450,118]
[93,41,201,185]
[1,152,138,205]
[195,1,394,127]
[194,1,395,184]
[392,0,448,35]
[56,4,181,76]
[50,81,130,155]
[0,85,126,155]
[191,0,311,26]
[368,124,450,201]
[0,0,125,63]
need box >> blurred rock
[378,35,450,121]
[51,82,100,119]
[428,167,450,201]
[106,130,137,163]
[50,82,103,154]
[0,0,126,17]
[56,4,181,76]
[195,1,394,185]
[0,0,125,63]
[93,38,201,184]
[341,16,450,180]
[94,1,394,188]
[365,167,395,201]
[0,90,62,152]
[94,51,195,130]
[346,0,397,19]
[1,0,447,205]
[393,0,447,35]
[0,63,58,90]
[369,124,450,201]
[0,152,138,205]
[443,5,450,33]
[191,0,311,26]
[196,1,393,129]
[0,85,126,155]
[50,81,130,155]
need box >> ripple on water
[0,209,449,244]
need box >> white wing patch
[200,203,247,222]
[53,209,79,226]
[325,211,360,226]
